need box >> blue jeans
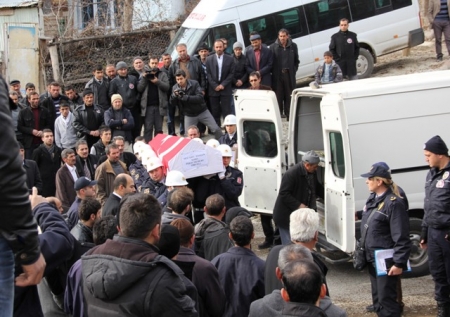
[0,236,14,317]
[279,227,292,245]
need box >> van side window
[243,121,278,158]
[329,132,345,178]
[304,0,351,34]
[240,8,307,47]
[349,0,412,21]
[203,24,237,54]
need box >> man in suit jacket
[102,173,136,217]
[245,32,274,87]
[56,149,79,212]
[206,39,235,127]
[18,142,43,194]
[75,140,98,179]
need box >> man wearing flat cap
[245,32,274,87]
[9,79,24,102]
[273,150,324,245]
[73,88,104,148]
[421,135,450,316]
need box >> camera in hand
[175,89,186,98]
[144,66,159,79]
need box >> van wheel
[357,48,374,79]
[405,217,429,278]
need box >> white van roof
[295,70,450,99]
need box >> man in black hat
[420,135,450,317]
[273,150,324,245]
[66,176,98,230]
[245,32,274,87]
[9,79,24,102]
[73,88,104,148]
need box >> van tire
[405,217,429,278]
[357,48,374,79]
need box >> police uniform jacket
[140,177,167,207]
[219,133,237,148]
[329,30,360,62]
[218,166,243,210]
[423,161,450,229]
[129,159,150,192]
[108,75,139,110]
[361,188,411,267]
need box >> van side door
[234,90,286,215]
[321,95,355,253]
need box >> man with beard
[18,92,51,159]
[75,140,98,179]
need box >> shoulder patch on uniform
[390,196,396,201]
[237,177,242,184]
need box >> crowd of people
[2,16,450,317]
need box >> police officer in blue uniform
[420,135,450,317]
[140,156,167,207]
[360,162,411,317]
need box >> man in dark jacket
[90,126,111,159]
[70,198,101,245]
[138,57,170,142]
[18,92,51,159]
[108,61,140,140]
[232,42,248,89]
[170,70,222,139]
[206,40,235,127]
[14,199,75,317]
[421,135,450,316]
[172,218,226,317]
[211,216,265,317]
[194,194,234,261]
[40,82,70,131]
[66,177,97,230]
[169,43,206,92]
[19,142,43,194]
[55,149,79,212]
[245,32,274,87]
[32,129,62,197]
[82,192,198,316]
[162,187,193,225]
[329,18,360,80]
[73,89,104,148]
[273,151,324,245]
[75,140,98,180]
[102,173,136,217]
[104,94,135,145]
[85,65,110,111]
[0,75,45,316]
[65,85,84,109]
[270,29,299,119]
[279,260,328,317]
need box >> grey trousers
[433,19,450,57]
[184,110,222,140]
[144,106,163,142]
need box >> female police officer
[360,162,411,317]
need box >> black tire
[357,48,374,79]
[405,217,429,278]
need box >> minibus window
[304,0,351,34]
[329,132,345,178]
[210,24,237,55]
[242,121,278,158]
[349,0,412,21]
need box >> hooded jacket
[194,217,233,261]
[82,235,198,317]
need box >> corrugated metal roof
[0,1,38,8]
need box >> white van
[235,70,450,276]
[166,0,424,79]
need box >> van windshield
[166,27,206,60]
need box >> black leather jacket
[72,104,104,139]
[17,106,51,148]
[0,75,41,266]
[70,221,94,244]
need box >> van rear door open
[235,90,286,215]
[320,95,355,253]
